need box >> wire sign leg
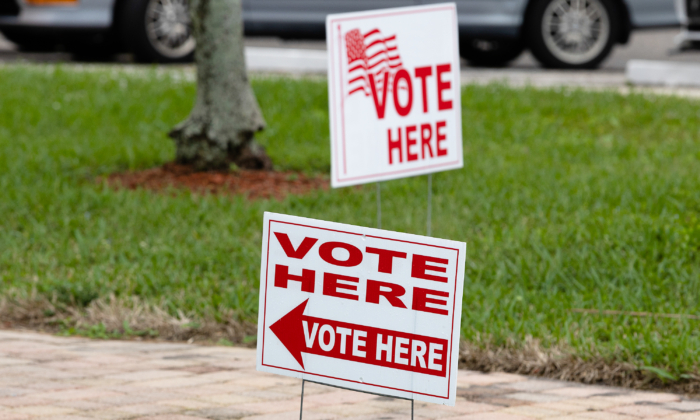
[411,399,414,419]
[427,174,433,236]
[377,182,382,229]
[299,379,305,420]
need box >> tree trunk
[169,0,272,171]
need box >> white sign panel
[326,3,463,188]
[256,212,466,405]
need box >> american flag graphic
[345,28,404,97]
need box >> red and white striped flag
[345,28,404,97]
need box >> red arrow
[269,298,310,369]
[269,299,449,377]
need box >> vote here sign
[326,3,463,188]
[256,212,466,405]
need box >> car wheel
[119,0,195,63]
[1,30,57,52]
[460,38,524,67]
[526,0,619,69]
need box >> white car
[0,0,679,68]
[674,0,700,48]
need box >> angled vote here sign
[326,3,463,188]
[256,212,466,405]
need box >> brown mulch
[106,163,328,200]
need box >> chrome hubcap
[542,0,610,64]
[145,0,196,59]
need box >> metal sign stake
[299,379,414,419]
[377,182,382,229]
[427,174,433,236]
[299,379,305,420]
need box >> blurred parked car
[0,0,679,68]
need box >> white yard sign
[326,3,463,188]
[256,212,466,405]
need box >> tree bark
[169,0,272,171]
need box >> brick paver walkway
[1,330,699,420]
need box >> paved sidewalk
[0,330,698,420]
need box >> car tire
[526,0,619,69]
[1,30,57,52]
[460,38,525,67]
[118,0,195,63]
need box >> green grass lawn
[1,65,700,380]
